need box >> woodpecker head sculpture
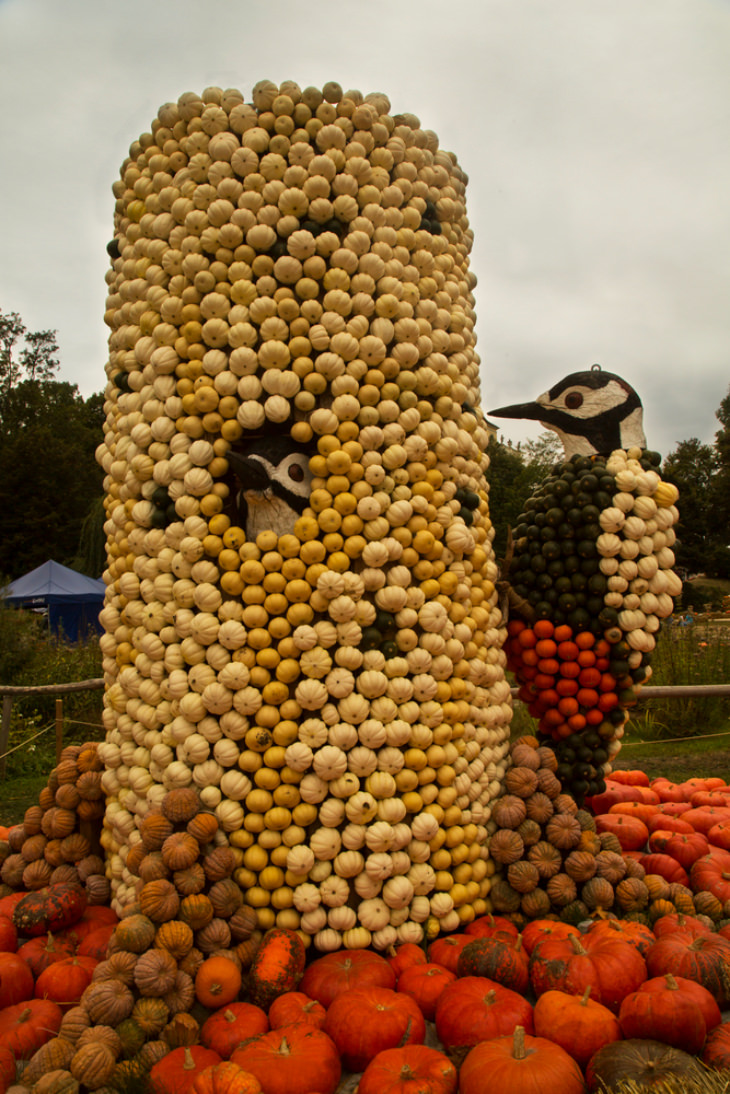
[489,365,646,458]
[227,433,313,540]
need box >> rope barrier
[0,722,54,761]
[620,730,730,748]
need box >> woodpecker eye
[288,463,305,483]
[565,391,584,410]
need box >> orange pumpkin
[690,848,730,903]
[299,949,395,1008]
[150,1045,222,1094]
[434,976,534,1051]
[534,986,621,1068]
[608,801,658,824]
[0,918,17,955]
[520,920,579,956]
[707,822,730,851]
[619,973,721,1054]
[459,1027,585,1094]
[247,928,306,1011]
[646,929,730,1007]
[231,1025,341,1094]
[464,914,520,941]
[396,963,456,1020]
[191,1061,262,1094]
[647,814,693,835]
[609,770,650,787]
[427,934,473,974]
[268,991,326,1031]
[34,954,97,1010]
[594,814,649,853]
[387,942,429,980]
[195,956,242,1009]
[358,1044,457,1094]
[323,986,425,1073]
[0,998,63,1058]
[0,953,38,1011]
[683,807,730,835]
[200,1002,269,1059]
[529,930,647,1013]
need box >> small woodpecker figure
[227,434,313,540]
[490,365,681,802]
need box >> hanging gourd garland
[96,79,512,950]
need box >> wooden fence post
[55,698,63,765]
[0,695,12,780]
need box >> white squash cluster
[96,79,512,950]
[597,449,682,649]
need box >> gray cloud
[0,0,728,460]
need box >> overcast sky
[0,0,728,458]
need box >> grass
[1,774,49,827]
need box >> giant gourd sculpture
[96,79,512,950]
[491,367,682,804]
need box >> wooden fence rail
[0,679,104,779]
[1,679,729,780]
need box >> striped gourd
[96,79,512,950]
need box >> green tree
[0,310,105,579]
[710,386,730,571]
[663,438,726,579]
[484,431,558,558]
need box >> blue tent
[4,561,105,641]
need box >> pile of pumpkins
[4,734,730,1092]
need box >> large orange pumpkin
[150,1045,222,1094]
[534,987,621,1069]
[298,949,395,1008]
[200,1002,269,1059]
[459,1026,585,1094]
[0,953,34,1009]
[434,976,534,1051]
[396,963,456,1020]
[529,930,647,1013]
[358,1044,457,1094]
[618,973,719,1054]
[230,1025,341,1094]
[323,986,425,1072]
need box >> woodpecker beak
[227,451,270,491]
[489,400,544,422]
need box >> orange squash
[195,956,242,1009]
[534,986,621,1068]
[247,928,306,1011]
[459,1027,585,1094]
[594,813,649,852]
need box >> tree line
[0,310,105,581]
[0,306,728,592]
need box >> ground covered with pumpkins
[3,77,730,1093]
[5,740,730,1094]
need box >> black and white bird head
[489,365,646,458]
[227,433,313,540]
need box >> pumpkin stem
[580,986,592,1005]
[400,1065,415,1080]
[279,1036,290,1057]
[665,974,679,990]
[183,1047,196,1070]
[512,1025,526,1060]
[568,933,587,955]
